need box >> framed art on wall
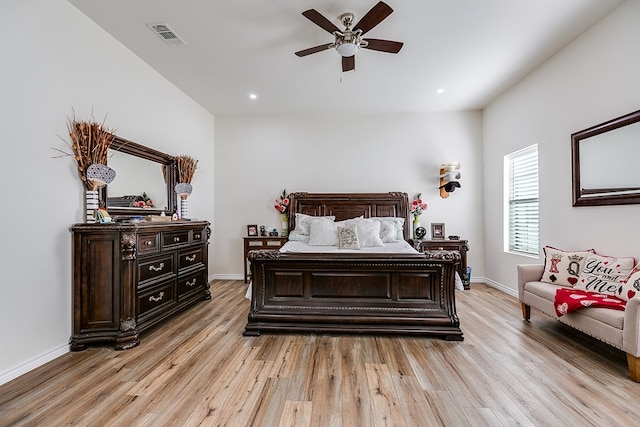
[431,223,445,240]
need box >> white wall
[213,112,485,279]
[0,0,214,384]
[483,0,640,295]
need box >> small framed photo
[247,224,258,237]
[431,223,445,240]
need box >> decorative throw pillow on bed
[293,213,335,236]
[541,246,595,287]
[308,217,339,246]
[573,253,635,297]
[620,266,640,301]
[338,223,360,249]
[378,221,398,243]
[354,218,385,247]
[371,217,405,241]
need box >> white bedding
[278,239,420,254]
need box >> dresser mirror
[99,136,177,217]
[572,109,640,206]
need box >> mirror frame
[571,109,640,207]
[100,135,177,217]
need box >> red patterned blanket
[554,288,626,317]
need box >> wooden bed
[244,192,463,340]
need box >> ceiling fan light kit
[295,1,403,72]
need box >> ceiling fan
[295,1,403,72]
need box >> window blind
[507,145,539,255]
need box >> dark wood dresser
[70,220,210,350]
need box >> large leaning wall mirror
[99,136,177,217]
[572,109,640,207]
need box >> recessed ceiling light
[249,93,257,100]
[436,89,445,94]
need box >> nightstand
[243,236,288,283]
[411,238,470,289]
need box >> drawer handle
[149,263,165,272]
[174,237,180,242]
[185,255,197,262]
[194,234,200,239]
[438,247,444,250]
[149,292,165,302]
[145,240,153,246]
[186,279,197,287]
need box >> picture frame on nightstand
[431,223,445,240]
[247,224,258,236]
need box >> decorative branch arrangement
[175,155,199,184]
[56,112,116,190]
[174,155,199,220]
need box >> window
[505,145,539,256]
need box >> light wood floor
[1,281,639,426]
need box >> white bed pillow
[293,213,335,236]
[308,217,338,246]
[288,231,309,243]
[355,218,384,247]
[371,217,405,241]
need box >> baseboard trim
[0,344,69,386]
[211,273,244,281]
[477,277,517,298]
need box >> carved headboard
[287,192,410,240]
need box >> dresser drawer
[178,247,204,271]
[177,270,207,302]
[192,228,205,243]
[162,230,190,248]
[137,280,176,320]
[137,233,160,254]
[423,243,459,251]
[138,253,175,284]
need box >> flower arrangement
[274,189,289,216]
[133,192,154,208]
[410,193,428,218]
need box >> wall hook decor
[439,161,461,198]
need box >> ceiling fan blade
[302,9,341,34]
[295,43,333,57]
[342,55,355,72]
[363,38,403,54]
[353,1,393,35]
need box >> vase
[412,216,421,239]
[180,196,188,220]
[281,214,289,237]
[85,190,99,223]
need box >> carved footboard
[244,249,463,340]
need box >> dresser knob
[145,240,153,246]
[174,237,180,242]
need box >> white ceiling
[68,0,623,116]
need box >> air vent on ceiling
[147,23,186,46]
